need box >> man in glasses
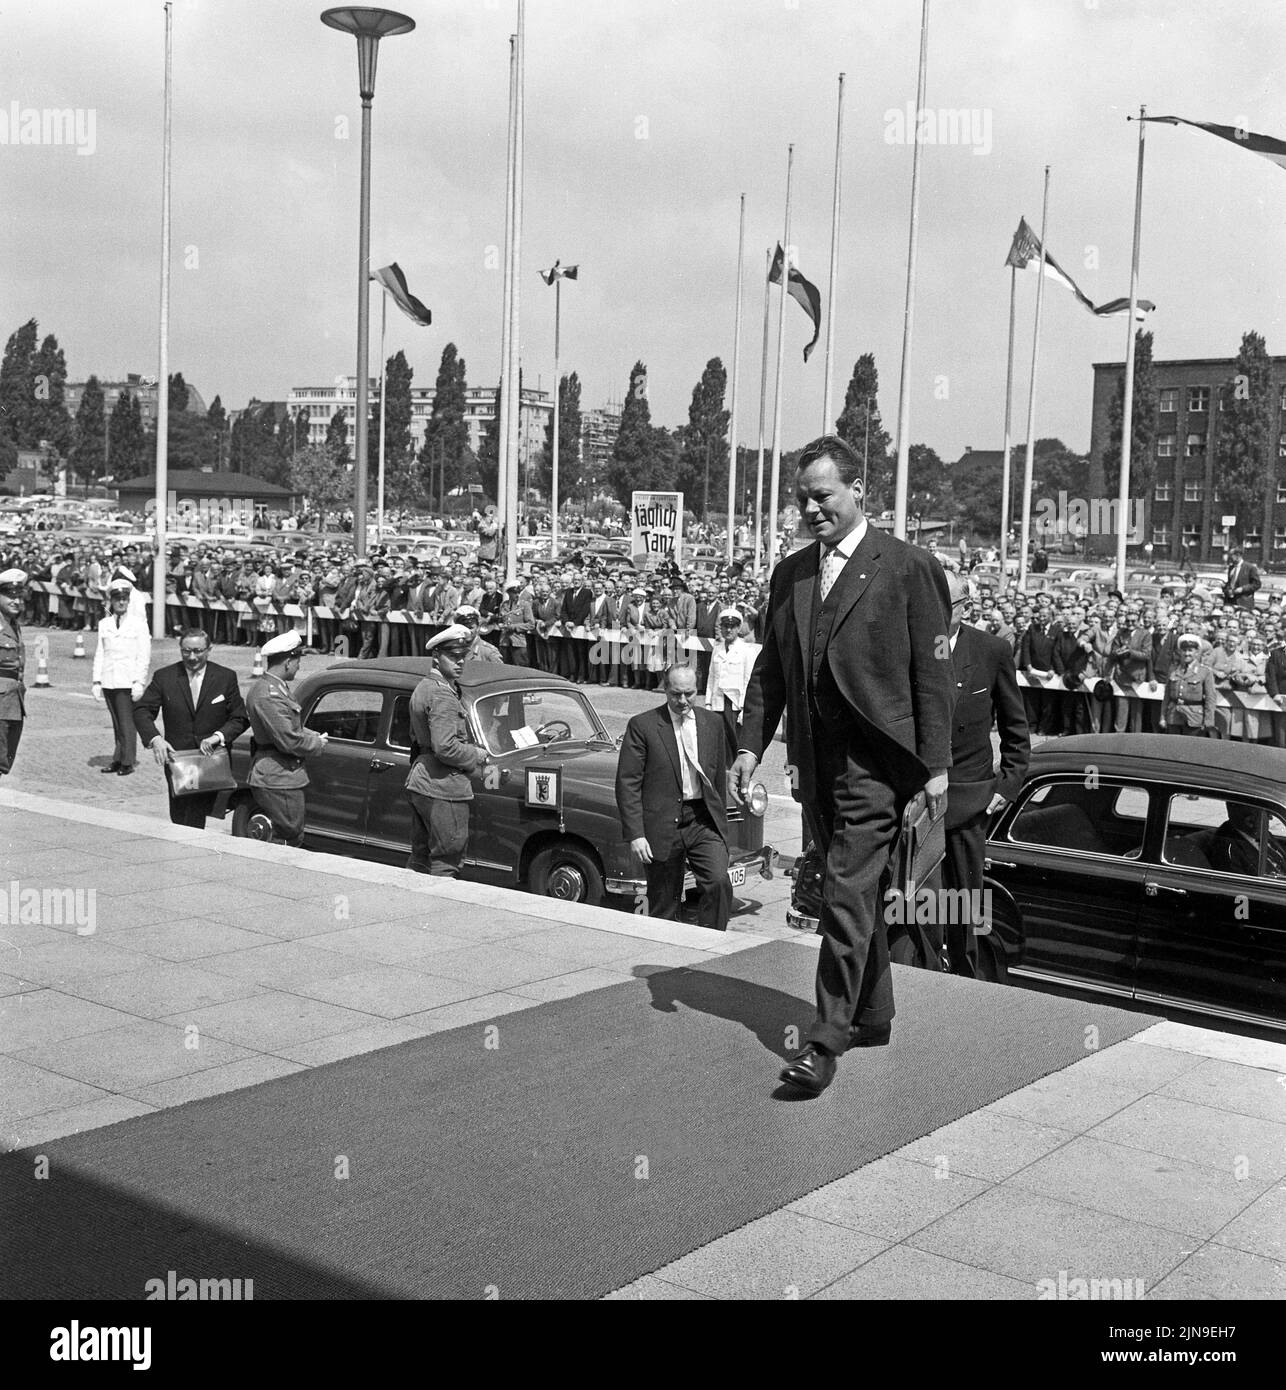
[134,627,249,828]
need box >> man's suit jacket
[616,703,730,859]
[133,661,249,752]
[946,623,1030,828]
[1225,560,1261,611]
[738,526,954,803]
[561,585,593,628]
[1018,621,1056,673]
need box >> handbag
[168,746,236,796]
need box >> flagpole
[1017,165,1051,591]
[152,1,172,640]
[893,0,929,541]
[998,264,1017,582]
[726,193,746,563]
[377,289,387,538]
[496,33,516,549]
[551,273,561,556]
[504,0,525,590]
[1116,107,1147,594]
[753,246,772,574]
[822,73,845,432]
[768,143,794,570]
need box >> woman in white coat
[92,579,151,775]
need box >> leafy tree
[70,375,107,484]
[227,402,289,485]
[31,334,72,456]
[423,344,471,500]
[1215,330,1274,549]
[107,390,148,481]
[606,360,655,505]
[206,395,228,469]
[378,350,415,497]
[907,443,952,529]
[677,357,729,518]
[325,407,350,468]
[291,442,353,515]
[475,396,500,504]
[1100,329,1157,512]
[0,319,39,447]
[835,354,892,508]
[953,447,1015,539]
[539,371,582,504]
[168,372,190,414]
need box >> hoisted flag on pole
[768,243,822,361]
[1005,218,1155,320]
[369,263,433,326]
[539,260,579,284]
[1137,115,1286,172]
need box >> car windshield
[472,688,608,755]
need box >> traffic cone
[251,647,264,678]
[73,631,86,658]
[33,651,51,688]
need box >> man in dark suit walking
[733,435,954,1094]
[616,663,733,931]
[1224,546,1261,612]
[942,572,1029,977]
[133,627,249,828]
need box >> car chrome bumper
[606,845,774,899]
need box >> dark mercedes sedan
[216,659,773,910]
[982,734,1286,1035]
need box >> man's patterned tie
[819,545,845,602]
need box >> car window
[473,689,602,754]
[388,695,412,750]
[1008,780,1148,858]
[305,688,383,743]
[1162,794,1286,878]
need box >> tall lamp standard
[321,6,415,560]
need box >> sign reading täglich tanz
[631,491,684,568]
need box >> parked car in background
[219,660,774,909]
[982,734,1286,1036]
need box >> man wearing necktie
[734,435,954,1095]
[616,663,733,930]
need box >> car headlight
[747,781,768,817]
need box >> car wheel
[976,936,1008,985]
[528,844,605,906]
[231,798,275,842]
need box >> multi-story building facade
[1088,354,1286,564]
[579,401,622,480]
[287,378,551,464]
[64,373,207,427]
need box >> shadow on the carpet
[639,964,808,1058]
[0,1159,392,1301]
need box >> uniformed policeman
[244,629,327,846]
[0,569,27,776]
[406,624,489,876]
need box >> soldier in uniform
[245,629,327,846]
[452,605,504,663]
[0,569,28,776]
[405,625,489,876]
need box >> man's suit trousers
[943,811,987,978]
[644,801,732,931]
[808,729,901,1053]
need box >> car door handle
[1144,881,1187,898]
[370,758,398,772]
[984,858,1016,871]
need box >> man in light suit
[133,627,249,828]
[942,571,1029,978]
[733,435,954,1094]
[616,663,734,931]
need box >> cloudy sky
[2,0,1282,463]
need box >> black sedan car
[982,734,1286,1034]
[217,659,773,909]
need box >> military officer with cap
[453,605,504,664]
[245,629,327,847]
[0,569,28,775]
[406,624,489,876]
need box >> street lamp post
[321,6,415,560]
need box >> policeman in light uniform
[406,625,489,876]
[0,569,27,776]
[705,607,754,752]
[245,629,327,846]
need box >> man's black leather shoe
[101,762,121,774]
[848,1023,892,1049]
[780,1044,837,1094]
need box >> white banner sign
[631,490,683,568]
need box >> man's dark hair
[178,627,211,649]
[795,434,863,484]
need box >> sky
[2,0,1283,464]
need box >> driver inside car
[1207,802,1286,879]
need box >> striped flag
[1139,116,1286,172]
[1005,218,1155,320]
[540,260,579,285]
[369,264,432,327]
[768,244,822,361]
